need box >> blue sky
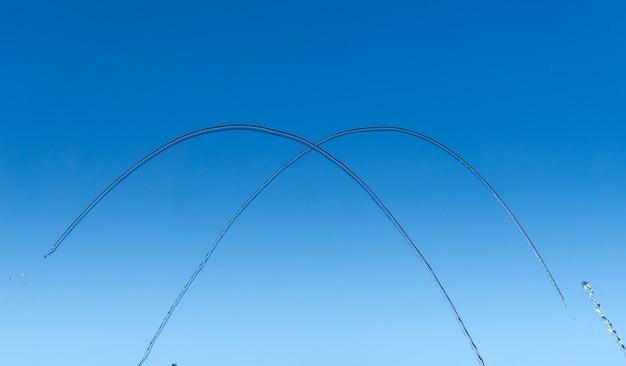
[1,1,625,365]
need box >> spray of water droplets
[581,281,626,358]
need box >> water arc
[319,127,564,303]
[45,125,484,366]
[150,126,565,365]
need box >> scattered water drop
[581,281,626,358]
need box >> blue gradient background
[1,1,625,365]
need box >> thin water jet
[582,281,626,358]
[46,125,485,366]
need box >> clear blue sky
[1,1,625,365]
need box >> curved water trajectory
[45,125,485,366]
[139,126,565,365]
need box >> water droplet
[582,281,626,358]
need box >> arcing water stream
[46,125,572,365]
